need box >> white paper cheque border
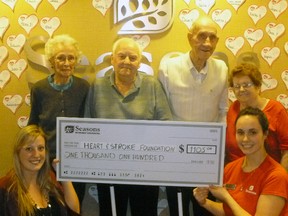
[57,117,226,187]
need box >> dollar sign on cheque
[179,144,185,153]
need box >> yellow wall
[1,0,287,176]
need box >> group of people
[0,15,288,216]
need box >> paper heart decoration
[261,47,280,66]
[3,94,23,114]
[47,0,67,10]
[179,9,200,29]
[6,34,26,54]
[0,17,10,39]
[228,88,237,102]
[261,74,277,92]
[131,35,150,50]
[0,70,11,90]
[7,59,27,79]
[281,70,288,89]
[92,0,113,16]
[0,46,9,66]
[211,9,232,29]
[183,0,191,5]
[225,36,244,56]
[25,93,31,106]
[248,5,267,25]
[244,28,263,48]
[227,0,246,11]
[195,0,215,14]
[266,23,285,43]
[285,42,288,55]
[277,94,288,109]
[17,116,29,128]
[88,185,99,203]
[2,0,17,11]
[268,0,287,19]
[18,14,38,34]
[157,198,168,215]
[25,0,43,11]
[40,17,61,37]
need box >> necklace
[28,191,52,216]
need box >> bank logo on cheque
[64,125,100,134]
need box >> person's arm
[281,150,288,172]
[28,86,40,125]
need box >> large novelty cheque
[57,118,226,187]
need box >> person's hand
[52,158,60,172]
[193,187,209,206]
[208,185,230,202]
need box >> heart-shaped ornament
[195,0,215,14]
[227,0,246,11]
[228,88,237,102]
[7,59,27,79]
[266,23,285,43]
[40,17,61,37]
[0,46,9,66]
[0,17,10,39]
[17,116,29,128]
[130,35,150,50]
[47,0,67,10]
[248,5,267,25]
[92,0,113,16]
[211,9,232,29]
[88,185,99,203]
[3,94,23,114]
[244,28,263,48]
[281,70,288,89]
[268,0,288,19]
[179,9,200,29]
[25,0,43,10]
[0,70,11,90]
[6,34,26,54]
[25,93,31,106]
[225,36,244,56]
[261,47,280,66]
[18,14,38,34]
[183,0,191,5]
[2,0,17,11]
[261,74,277,92]
[277,94,288,109]
[285,42,288,55]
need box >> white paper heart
[261,73,277,92]
[25,0,43,11]
[6,34,26,54]
[244,28,263,48]
[225,36,244,56]
[2,0,17,11]
[285,42,288,55]
[179,9,200,29]
[7,59,27,79]
[3,94,23,114]
[88,185,99,203]
[17,116,29,128]
[184,0,191,5]
[92,0,113,16]
[47,0,67,10]
[25,93,31,106]
[261,47,280,66]
[268,0,288,19]
[227,0,246,11]
[281,69,288,90]
[211,9,231,29]
[248,5,267,25]
[0,17,10,39]
[40,17,61,37]
[0,46,8,66]
[0,70,11,90]
[195,0,215,14]
[228,88,237,102]
[277,94,288,109]
[130,35,150,50]
[266,23,285,43]
[18,14,38,34]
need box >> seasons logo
[64,125,100,134]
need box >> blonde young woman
[0,125,79,216]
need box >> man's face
[188,25,219,62]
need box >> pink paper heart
[47,0,67,10]
[261,73,278,92]
[212,9,232,29]
[195,0,215,14]
[266,22,285,43]
[0,46,9,65]
[17,116,29,128]
[248,5,267,25]
[225,36,244,56]
[25,0,43,10]
[244,28,263,48]
[277,94,288,109]
[7,59,27,79]
[6,34,26,54]
[268,0,288,19]
[281,70,288,90]
[179,9,200,29]
[261,47,280,66]
[0,70,11,90]
[92,0,113,16]
[227,0,246,11]
[18,14,38,34]
[0,16,10,39]
[40,17,61,37]
[3,94,23,114]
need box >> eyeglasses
[196,32,218,43]
[233,82,254,89]
[55,54,76,63]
